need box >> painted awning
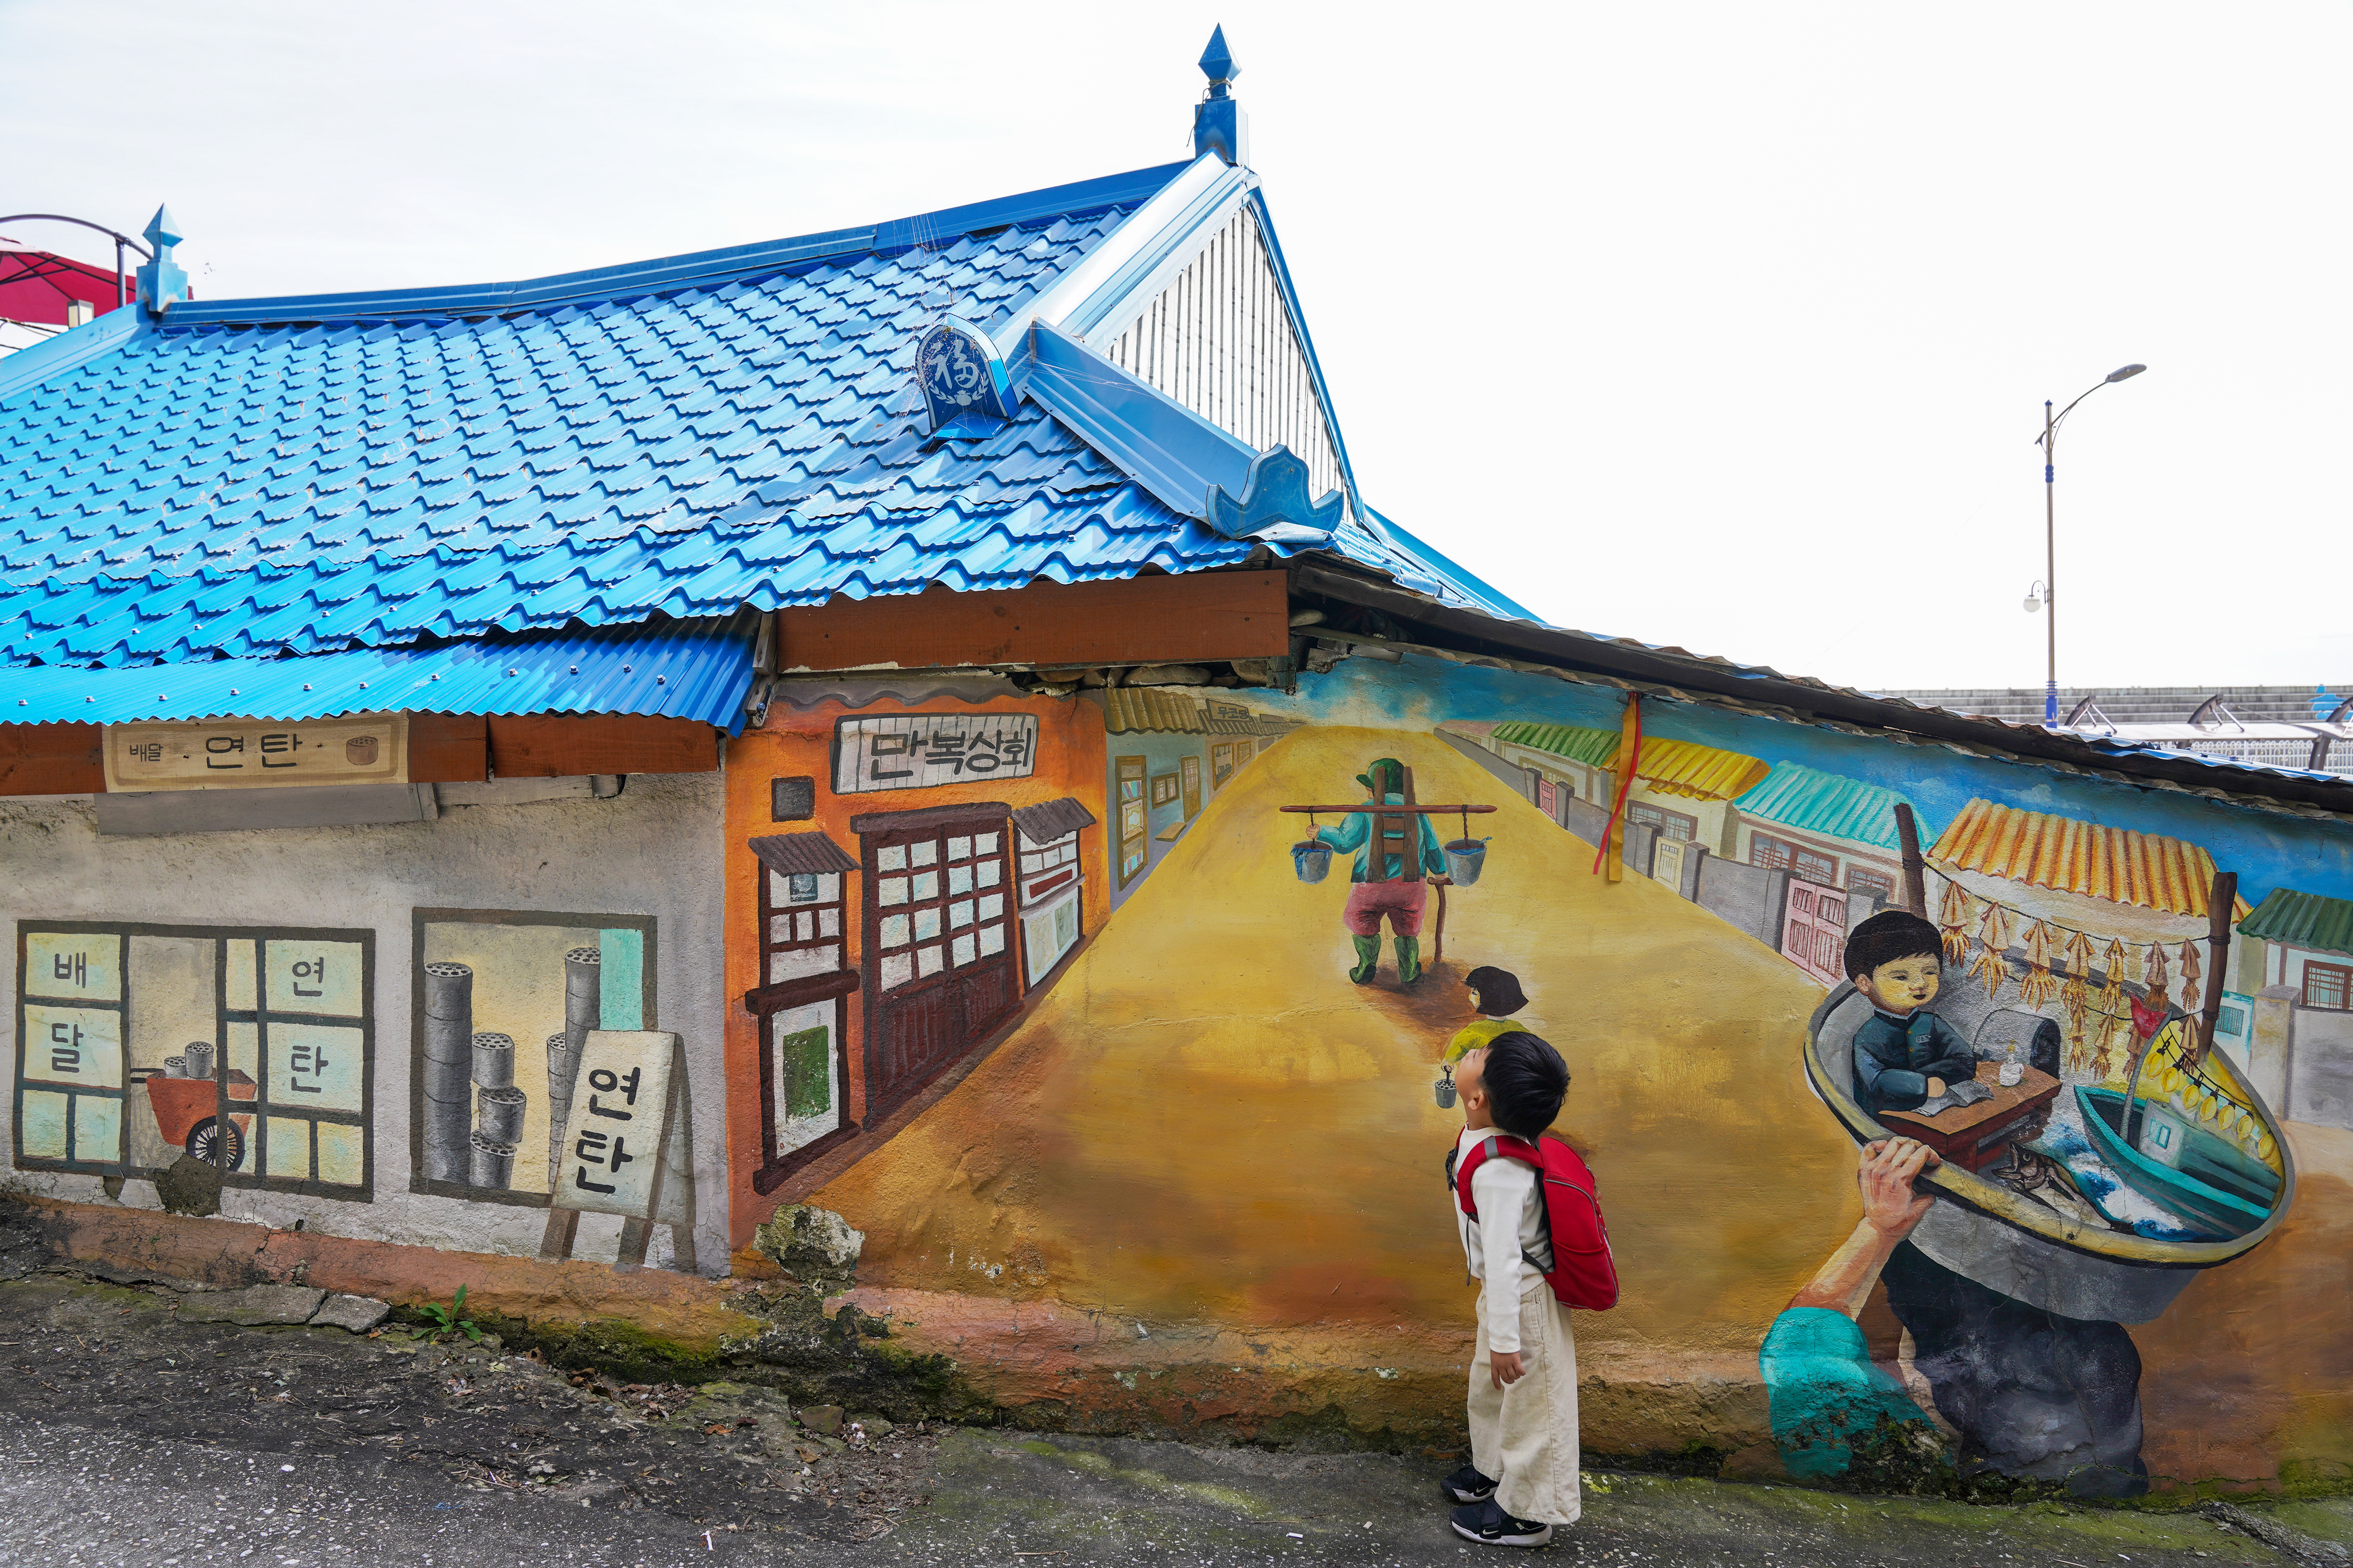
[1013,797,1098,845]
[1488,719,1768,802]
[1102,687,1206,734]
[3,619,756,732]
[1926,798,2250,918]
[749,831,860,878]
[2237,887,2353,957]
[1732,763,1929,851]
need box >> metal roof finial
[136,203,188,315]
[1199,25,1239,96]
[1193,26,1249,166]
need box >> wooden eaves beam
[0,711,719,797]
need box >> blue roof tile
[0,161,1508,686]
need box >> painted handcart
[134,1067,258,1172]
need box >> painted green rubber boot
[1350,935,1383,984]
[1395,935,1424,985]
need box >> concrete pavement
[2,1272,2347,1567]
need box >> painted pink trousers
[1343,878,1427,936]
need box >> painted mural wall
[732,653,2353,1495]
[5,774,727,1272]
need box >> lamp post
[2027,363,2146,726]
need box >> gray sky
[5,2,2346,693]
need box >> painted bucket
[1444,838,1490,886]
[1291,840,1333,884]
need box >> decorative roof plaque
[916,316,1015,431]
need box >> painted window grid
[14,922,373,1199]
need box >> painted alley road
[2,1274,2345,1568]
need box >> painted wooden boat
[2075,1086,2276,1239]
[1804,982,2297,1324]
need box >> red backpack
[1450,1132,1620,1311]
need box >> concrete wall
[1,774,726,1272]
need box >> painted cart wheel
[185,1116,245,1173]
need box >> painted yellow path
[810,726,1855,1353]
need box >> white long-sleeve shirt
[1453,1125,1552,1354]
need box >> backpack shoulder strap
[1454,1134,1541,1217]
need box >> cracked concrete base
[2,1275,2348,1566]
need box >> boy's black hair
[1482,1032,1569,1138]
[1844,909,1944,982]
[1463,965,1528,1016]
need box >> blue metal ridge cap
[1359,507,1539,623]
[1057,164,1257,342]
[994,155,1234,357]
[869,161,1193,254]
[0,302,148,407]
[161,227,882,327]
[161,161,1193,330]
[3,620,755,731]
[1015,322,1254,520]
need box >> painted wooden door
[1181,754,1202,819]
[1781,879,1850,987]
[861,810,1018,1115]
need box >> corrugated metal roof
[1488,719,1767,802]
[2237,887,2353,957]
[1012,797,1097,845]
[2,618,753,729]
[1732,763,1929,851]
[1489,721,1620,769]
[0,164,1502,680]
[749,830,860,878]
[1102,687,1206,734]
[1926,798,2249,918]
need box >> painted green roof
[1489,720,1621,769]
[2237,887,2353,957]
[1732,762,1927,852]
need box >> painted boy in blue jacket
[1844,910,1976,1116]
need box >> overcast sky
[4,2,2346,694]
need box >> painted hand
[1858,1137,1939,1238]
[1490,1350,1526,1389]
[1428,875,1453,886]
[1925,1077,1947,1098]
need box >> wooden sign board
[551,1029,688,1225]
[104,713,410,792]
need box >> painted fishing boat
[2075,1085,2277,1239]
[1805,982,2297,1324]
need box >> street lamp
[2029,364,2147,726]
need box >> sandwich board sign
[549,1030,694,1269]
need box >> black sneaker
[1451,1498,1555,1548]
[1440,1463,1498,1504]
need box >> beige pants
[1469,1269,1582,1525]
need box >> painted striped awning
[1926,798,2250,918]
[2237,887,2353,957]
[1489,720,1769,802]
[1101,687,1206,734]
[1733,763,1929,851]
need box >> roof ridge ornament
[1203,445,1342,542]
[135,204,188,316]
[1193,26,1249,167]
[915,315,1015,433]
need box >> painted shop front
[4,33,2352,1501]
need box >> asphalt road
[2,1273,2346,1567]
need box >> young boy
[1844,910,1976,1116]
[1443,1032,1579,1548]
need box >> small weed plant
[413,1283,483,1343]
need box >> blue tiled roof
[1733,762,1928,851]
[0,162,1481,679]
[5,617,754,730]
